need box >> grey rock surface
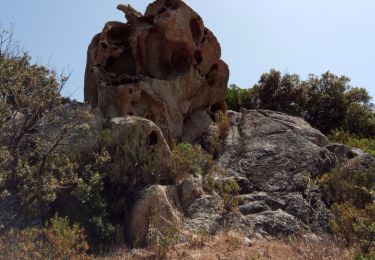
[217,110,338,235]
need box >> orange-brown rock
[84,0,229,140]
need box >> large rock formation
[124,109,355,240]
[84,0,229,140]
[217,110,337,234]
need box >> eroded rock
[84,0,229,140]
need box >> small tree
[226,84,256,111]
[0,25,82,222]
[254,69,307,117]
[227,69,375,137]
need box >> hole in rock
[140,15,155,25]
[190,18,202,46]
[106,56,116,68]
[205,64,219,79]
[129,88,133,94]
[171,46,192,75]
[194,50,203,64]
[347,151,356,159]
[105,47,136,75]
[210,104,219,114]
[111,80,119,86]
[101,42,109,49]
[210,64,218,72]
[107,24,131,42]
[148,131,158,146]
[210,102,226,114]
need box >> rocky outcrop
[84,0,229,140]
[124,109,356,239]
[217,110,337,234]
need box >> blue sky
[1,0,375,101]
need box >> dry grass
[103,232,355,260]
[217,111,230,140]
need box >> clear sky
[1,0,375,101]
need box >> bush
[328,130,375,156]
[171,143,214,183]
[254,69,306,117]
[0,215,89,259]
[58,126,165,249]
[331,202,375,257]
[147,223,180,259]
[319,163,374,208]
[202,169,240,210]
[216,179,241,210]
[226,84,256,111]
[98,127,165,187]
[319,160,375,258]
[217,111,230,140]
[0,26,88,224]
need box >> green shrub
[226,84,256,111]
[216,179,241,210]
[203,171,240,210]
[228,70,375,137]
[98,127,166,187]
[331,202,375,258]
[0,215,89,259]
[171,143,214,183]
[319,163,374,208]
[319,160,375,258]
[148,224,180,259]
[171,142,239,210]
[71,168,116,247]
[0,27,99,237]
[328,130,375,156]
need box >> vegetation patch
[319,163,375,258]
[0,215,89,259]
[227,69,375,137]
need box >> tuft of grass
[217,111,230,140]
[147,217,180,259]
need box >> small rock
[244,237,255,246]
